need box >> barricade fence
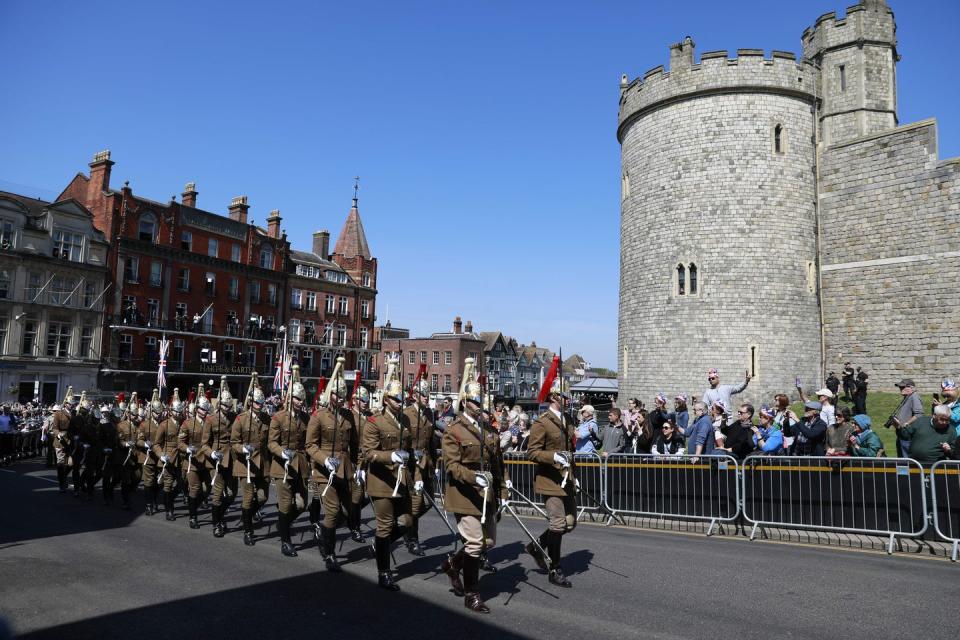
[426,449,958,560]
[929,460,960,562]
[741,455,927,554]
[604,453,740,534]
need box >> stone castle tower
[618,0,959,404]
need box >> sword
[391,463,404,497]
[507,485,548,519]
[186,452,193,475]
[422,490,458,547]
[503,500,549,559]
[321,465,335,497]
[283,459,290,484]
[480,483,490,525]
[246,454,251,484]
[102,448,112,471]
[123,447,133,466]
[211,457,221,487]
[157,460,167,485]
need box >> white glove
[414,480,424,493]
[357,470,366,484]
[73,435,80,441]
[144,440,153,449]
[187,445,197,455]
[243,445,253,455]
[103,448,113,454]
[325,456,340,473]
[413,449,424,462]
[474,472,489,488]
[82,443,90,449]
[282,449,293,461]
[505,479,513,490]
[553,452,570,468]
[126,441,135,448]
[212,450,222,461]
[160,455,169,463]
[391,450,409,465]
[574,478,581,489]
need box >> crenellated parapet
[617,40,818,142]
[801,0,896,61]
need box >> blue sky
[1,0,957,369]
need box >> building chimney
[267,209,282,239]
[228,196,249,224]
[465,320,473,334]
[453,316,462,334]
[87,150,114,204]
[312,229,330,259]
[182,182,198,208]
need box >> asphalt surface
[1,459,957,640]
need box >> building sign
[198,364,255,375]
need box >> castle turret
[618,41,822,404]
[802,0,898,145]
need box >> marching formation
[42,355,582,613]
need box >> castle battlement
[801,0,896,61]
[617,40,818,142]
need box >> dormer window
[260,245,274,269]
[138,212,157,242]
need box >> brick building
[54,151,379,399]
[379,316,485,402]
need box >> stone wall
[618,88,821,407]
[820,119,960,389]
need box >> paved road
[1,459,957,640]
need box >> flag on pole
[157,335,170,391]
[273,334,287,393]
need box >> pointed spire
[332,177,371,259]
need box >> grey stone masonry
[618,0,960,405]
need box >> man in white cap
[702,368,751,415]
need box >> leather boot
[441,548,465,597]
[242,509,255,546]
[212,505,226,538]
[404,532,425,556]
[151,485,160,515]
[525,532,549,571]
[121,483,131,510]
[348,504,364,543]
[479,551,496,573]
[188,497,200,529]
[57,467,67,492]
[547,532,571,588]
[279,512,298,557]
[375,536,399,591]
[164,491,176,521]
[252,499,264,523]
[322,527,342,572]
[462,555,490,613]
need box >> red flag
[538,355,560,403]
[408,363,427,398]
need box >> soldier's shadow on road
[18,569,533,640]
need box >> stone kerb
[617,50,818,142]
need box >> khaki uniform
[178,415,209,499]
[231,409,271,509]
[51,409,71,462]
[306,405,357,528]
[153,416,182,493]
[442,414,508,555]
[268,407,309,514]
[350,407,372,507]
[116,419,141,501]
[403,404,436,530]
[527,409,577,533]
[202,411,235,506]
[362,408,413,537]
[138,416,162,489]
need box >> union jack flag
[273,335,290,393]
[157,335,170,391]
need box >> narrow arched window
[621,172,631,201]
[677,264,686,295]
[774,124,784,154]
[689,263,698,294]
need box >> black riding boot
[242,508,255,546]
[442,548,466,596]
[375,536,398,591]
[279,512,297,557]
[188,497,200,529]
[348,503,364,543]
[405,519,425,556]
[164,490,176,521]
[547,531,571,588]
[462,554,490,613]
[321,526,342,572]
[212,504,226,537]
[57,466,68,492]
[120,482,131,510]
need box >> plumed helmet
[197,396,212,414]
[117,392,127,412]
[171,400,185,416]
[150,389,163,415]
[412,379,430,397]
[355,386,370,403]
[112,403,124,419]
[63,385,75,406]
[464,381,483,407]
[549,377,571,399]
[384,380,403,403]
[252,387,265,405]
[218,376,233,407]
[79,391,91,411]
[94,406,107,424]
[138,406,147,420]
[328,377,348,398]
[291,382,306,402]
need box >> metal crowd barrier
[929,460,960,562]
[603,453,741,535]
[741,455,927,554]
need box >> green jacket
[851,430,883,457]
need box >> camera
[883,416,898,429]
